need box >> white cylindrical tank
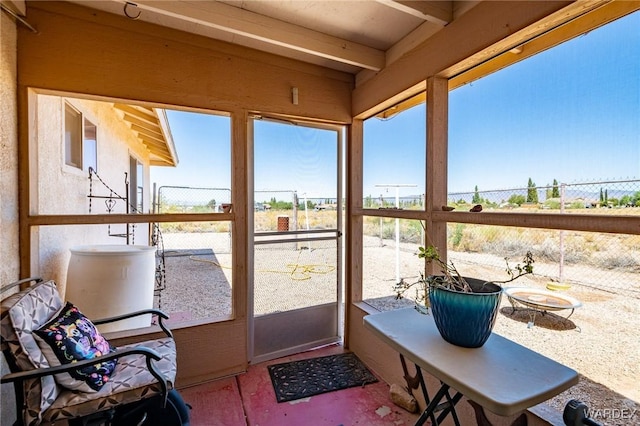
[66,245,156,333]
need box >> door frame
[247,115,344,364]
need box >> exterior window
[83,118,97,172]
[64,102,97,171]
[136,161,143,212]
[130,156,143,213]
[64,103,82,168]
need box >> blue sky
[151,111,231,190]
[447,10,640,193]
[152,10,639,199]
[253,121,338,200]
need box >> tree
[508,194,526,206]
[364,195,373,208]
[526,178,538,203]
[206,198,217,210]
[552,179,560,198]
[472,185,481,204]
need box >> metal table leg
[399,354,462,426]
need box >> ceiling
[68,0,477,78]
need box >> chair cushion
[34,302,118,392]
[43,337,177,423]
[1,280,64,426]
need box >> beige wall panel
[1,5,20,285]
[172,319,248,387]
[348,306,407,390]
[111,319,248,388]
[19,2,352,123]
[1,10,20,426]
[353,1,571,118]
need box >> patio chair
[1,277,178,426]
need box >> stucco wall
[0,4,20,283]
[1,8,19,426]
[34,94,154,295]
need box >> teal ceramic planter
[428,277,502,348]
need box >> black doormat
[267,352,378,403]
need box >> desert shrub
[158,221,228,234]
[401,220,423,244]
[484,239,530,258]
[592,252,640,270]
[380,221,396,240]
[569,201,585,209]
[564,234,599,258]
[362,216,381,236]
[537,238,560,262]
[478,226,500,244]
[545,200,561,210]
[557,244,589,264]
[449,223,465,248]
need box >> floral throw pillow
[33,302,117,392]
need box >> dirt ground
[366,247,640,426]
[157,232,639,425]
[493,278,639,425]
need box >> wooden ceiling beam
[113,103,158,125]
[148,150,175,163]
[137,135,167,151]
[150,159,174,166]
[127,0,385,71]
[376,0,452,26]
[130,123,164,141]
[121,112,162,134]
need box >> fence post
[559,183,566,283]
[293,191,298,232]
[379,194,384,247]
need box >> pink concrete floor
[179,344,419,426]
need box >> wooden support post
[426,77,449,270]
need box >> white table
[364,308,579,425]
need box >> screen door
[250,117,343,363]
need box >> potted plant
[395,244,534,348]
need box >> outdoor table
[363,308,579,426]
[504,287,582,327]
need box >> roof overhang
[113,104,178,167]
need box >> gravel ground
[157,232,639,425]
[364,242,640,426]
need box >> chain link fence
[154,180,639,298]
[253,190,339,232]
[363,179,640,299]
[364,194,424,209]
[448,179,640,209]
[155,186,232,253]
[254,190,298,232]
